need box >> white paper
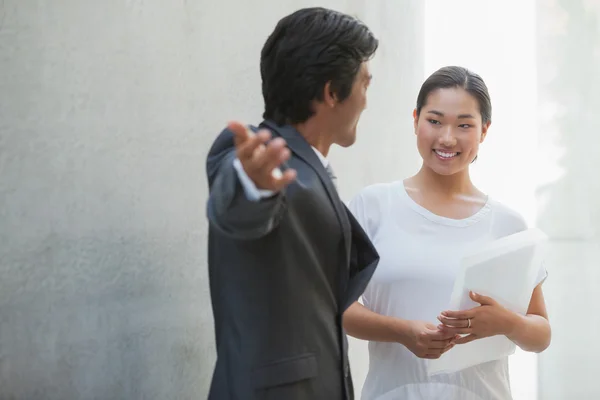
[426,228,548,375]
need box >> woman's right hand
[400,320,459,359]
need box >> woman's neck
[410,164,477,197]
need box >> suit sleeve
[206,128,287,240]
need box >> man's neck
[292,119,332,158]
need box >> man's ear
[480,121,491,143]
[413,109,418,134]
[323,81,337,108]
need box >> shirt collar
[310,146,329,168]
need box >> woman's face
[414,87,490,176]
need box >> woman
[345,66,551,400]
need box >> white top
[347,180,547,400]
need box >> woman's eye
[428,119,440,125]
[459,124,472,129]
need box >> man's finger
[250,139,292,188]
[270,168,297,191]
[237,130,271,160]
[254,138,288,171]
[229,121,252,144]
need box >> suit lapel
[342,205,380,310]
[260,120,352,264]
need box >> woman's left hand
[437,291,517,345]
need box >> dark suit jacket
[205,120,379,400]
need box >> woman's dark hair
[416,66,492,125]
[260,7,378,125]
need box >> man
[205,7,379,400]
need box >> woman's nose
[439,127,457,146]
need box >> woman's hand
[437,291,518,345]
[400,320,459,359]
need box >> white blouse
[348,181,547,400]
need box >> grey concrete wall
[1,1,218,398]
[0,1,422,398]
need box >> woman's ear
[480,121,491,143]
[413,109,418,134]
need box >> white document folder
[426,228,548,375]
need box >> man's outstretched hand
[229,121,297,192]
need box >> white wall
[536,1,600,399]
[0,0,422,398]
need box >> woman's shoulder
[346,180,404,230]
[351,180,403,202]
[487,197,529,235]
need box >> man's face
[330,62,372,147]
